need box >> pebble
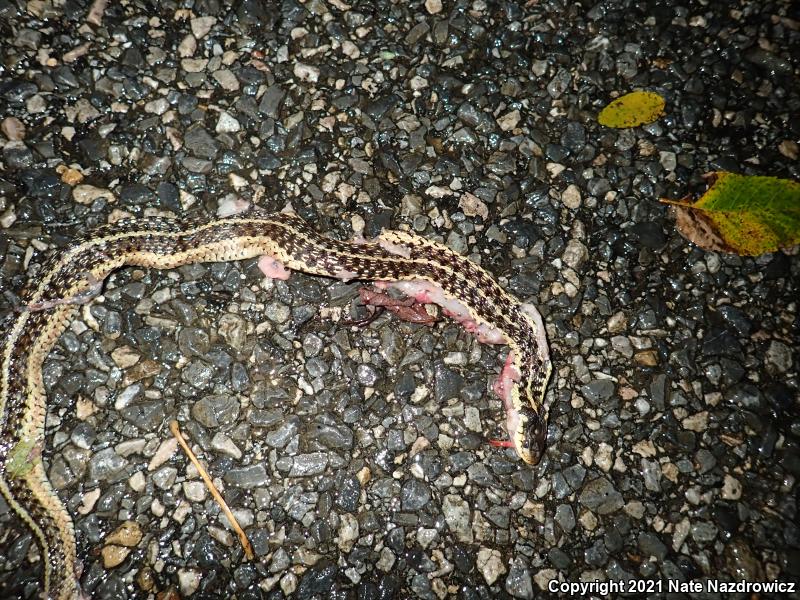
[505,558,534,599]
[209,432,241,459]
[337,514,359,552]
[682,411,708,432]
[476,547,505,585]
[442,495,473,543]
[561,184,581,209]
[105,521,142,547]
[1,116,25,140]
[190,16,216,38]
[721,474,742,500]
[88,448,128,481]
[215,111,241,133]
[289,453,329,477]
[562,239,588,269]
[497,109,521,132]
[178,569,202,597]
[425,0,442,14]
[224,464,269,489]
[765,340,792,373]
[101,545,131,569]
[579,476,624,514]
[401,479,431,511]
[294,63,320,83]
[183,481,207,502]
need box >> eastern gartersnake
[0,207,551,599]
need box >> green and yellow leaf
[598,91,666,128]
[661,172,800,256]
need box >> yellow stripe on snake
[0,207,552,599]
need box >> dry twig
[170,420,254,560]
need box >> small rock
[721,474,742,500]
[211,432,242,459]
[101,545,131,569]
[476,548,505,585]
[294,63,320,83]
[289,453,328,477]
[533,568,558,591]
[147,438,178,471]
[213,69,239,91]
[105,521,143,547]
[178,568,202,596]
[216,111,241,133]
[579,476,624,514]
[765,340,792,374]
[682,411,708,432]
[561,184,581,209]
[505,558,534,599]
[181,58,208,73]
[110,345,140,369]
[606,312,627,334]
[183,481,208,502]
[72,184,115,205]
[191,16,216,38]
[562,239,588,269]
[497,109,521,131]
[425,0,442,14]
[443,494,473,543]
[337,513,359,552]
[178,34,196,57]
[1,116,25,140]
[634,349,658,366]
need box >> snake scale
[0,207,552,599]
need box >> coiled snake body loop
[0,208,552,599]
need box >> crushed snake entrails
[0,206,552,599]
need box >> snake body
[0,208,551,599]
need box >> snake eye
[520,407,547,464]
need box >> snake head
[515,407,547,465]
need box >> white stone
[178,568,202,596]
[215,111,241,133]
[183,481,208,502]
[681,411,708,432]
[191,16,216,39]
[72,184,115,205]
[497,109,520,131]
[341,40,360,59]
[561,184,581,209]
[562,239,588,269]
[213,69,239,91]
[425,0,442,14]
[294,63,320,83]
[178,34,196,58]
[721,474,742,500]
[147,438,178,471]
[476,548,505,585]
[442,495,473,543]
[337,513,359,552]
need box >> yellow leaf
[598,91,666,128]
[660,172,800,256]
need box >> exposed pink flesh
[376,278,520,445]
[359,288,437,325]
[377,280,506,344]
[257,255,291,280]
[254,248,524,448]
[489,439,515,448]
